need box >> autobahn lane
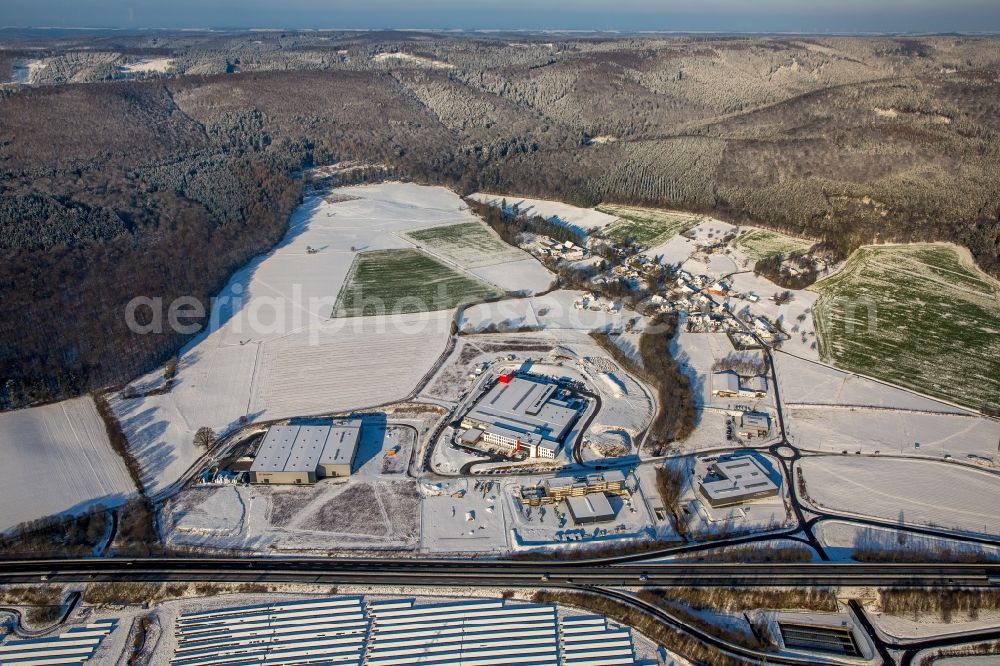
[1,559,998,588]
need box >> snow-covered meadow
[0,398,136,531]
[815,519,1000,562]
[799,456,1000,536]
[121,57,174,74]
[459,289,643,336]
[468,192,620,234]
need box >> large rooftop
[700,455,779,504]
[169,596,652,666]
[566,492,617,523]
[250,419,361,474]
[465,375,579,441]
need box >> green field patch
[812,244,1000,409]
[597,204,701,247]
[405,221,523,268]
[734,227,813,260]
[333,248,502,317]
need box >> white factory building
[565,492,618,525]
[712,371,768,399]
[168,596,654,666]
[171,596,370,666]
[0,619,117,664]
[461,373,581,459]
[250,419,362,485]
[698,454,780,508]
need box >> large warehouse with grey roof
[459,373,583,459]
[250,419,362,485]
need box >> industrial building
[250,419,361,485]
[738,411,771,438]
[460,373,581,459]
[699,455,780,508]
[712,371,741,397]
[0,619,117,664]
[170,596,653,666]
[171,596,370,666]
[560,615,647,666]
[565,492,618,525]
[520,470,628,506]
[713,371,768,399]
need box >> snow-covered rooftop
[700,455,780,506]
[465,375,579,442]
[0,619,117,664]
[168,596,646,665]
[566,492,617,524]
[250,419,361,475]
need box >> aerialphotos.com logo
[124,287,880,340]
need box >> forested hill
[1,32,999,406]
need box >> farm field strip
[733,227,813,259]
[811,244,1000,409]
[404,221,526,268]
[332,248,503,317]
[597,204,701,247]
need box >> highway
[3,558,998,589]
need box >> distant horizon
[2,1,999,35]
[3,26,1000,37]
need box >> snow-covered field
[121,57,174,73]
[774,351,1000,460]
[459,289,644,336]
[469,258,553,293]
[468,192,620,234]
[646,234,697,266]
[799,456,1000,536]
[872,610,1000,643]
[0,398,136,531]
[404,221,525,268]
[786,406,1000,459]
[775,352,969,412]
[371,52,454,69]
[7,58,44,84]
[811,243,1000,408]
[403,220,553,293]
[734,227,813,260]
[815,519,1000,562]
[165,478,421,553]
[115,183,519,495]
[247,313,452,418]
[420,478,510,552]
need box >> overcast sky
[4,0,1000,33]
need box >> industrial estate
[1,179,998,666]
[1,27,999,666]
[0,180,994,664]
